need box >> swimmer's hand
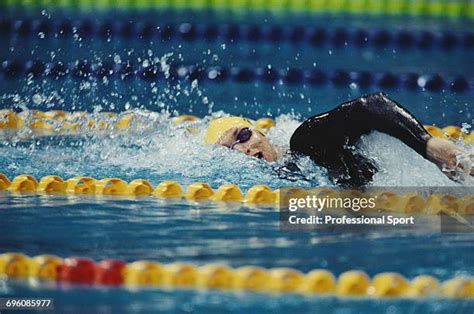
[426,137,474,180]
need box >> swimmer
[205,92,474,187]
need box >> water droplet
[417,76,427,88]
[208,70,218,80]
[32,94,43,104]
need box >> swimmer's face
[217,127,279,162]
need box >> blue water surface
[0,194,474,313]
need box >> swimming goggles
[230,127,253,149]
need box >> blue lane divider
[0,60,470,93]
[1,18,473,51]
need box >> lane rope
[0,172,473,215]
[0,60,471,93]
[1,0,474,20]
[1,18,473,52]
[0,252,473,298]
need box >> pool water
[1,5,474,314]
[1,193,473,313]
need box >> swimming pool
[1,1,474,313]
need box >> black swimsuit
[289,92,432,187]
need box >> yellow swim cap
[205,116,254,144]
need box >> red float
[95,259,126,285]
[57,257,98,284]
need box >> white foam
[358,131,473,186]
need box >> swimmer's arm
[345,92,431,158]
[345,93,473,179]
[425,137,474,179]
[290,92,472,185]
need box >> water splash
[358,132,473,186]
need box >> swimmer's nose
[246,148,264,159]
